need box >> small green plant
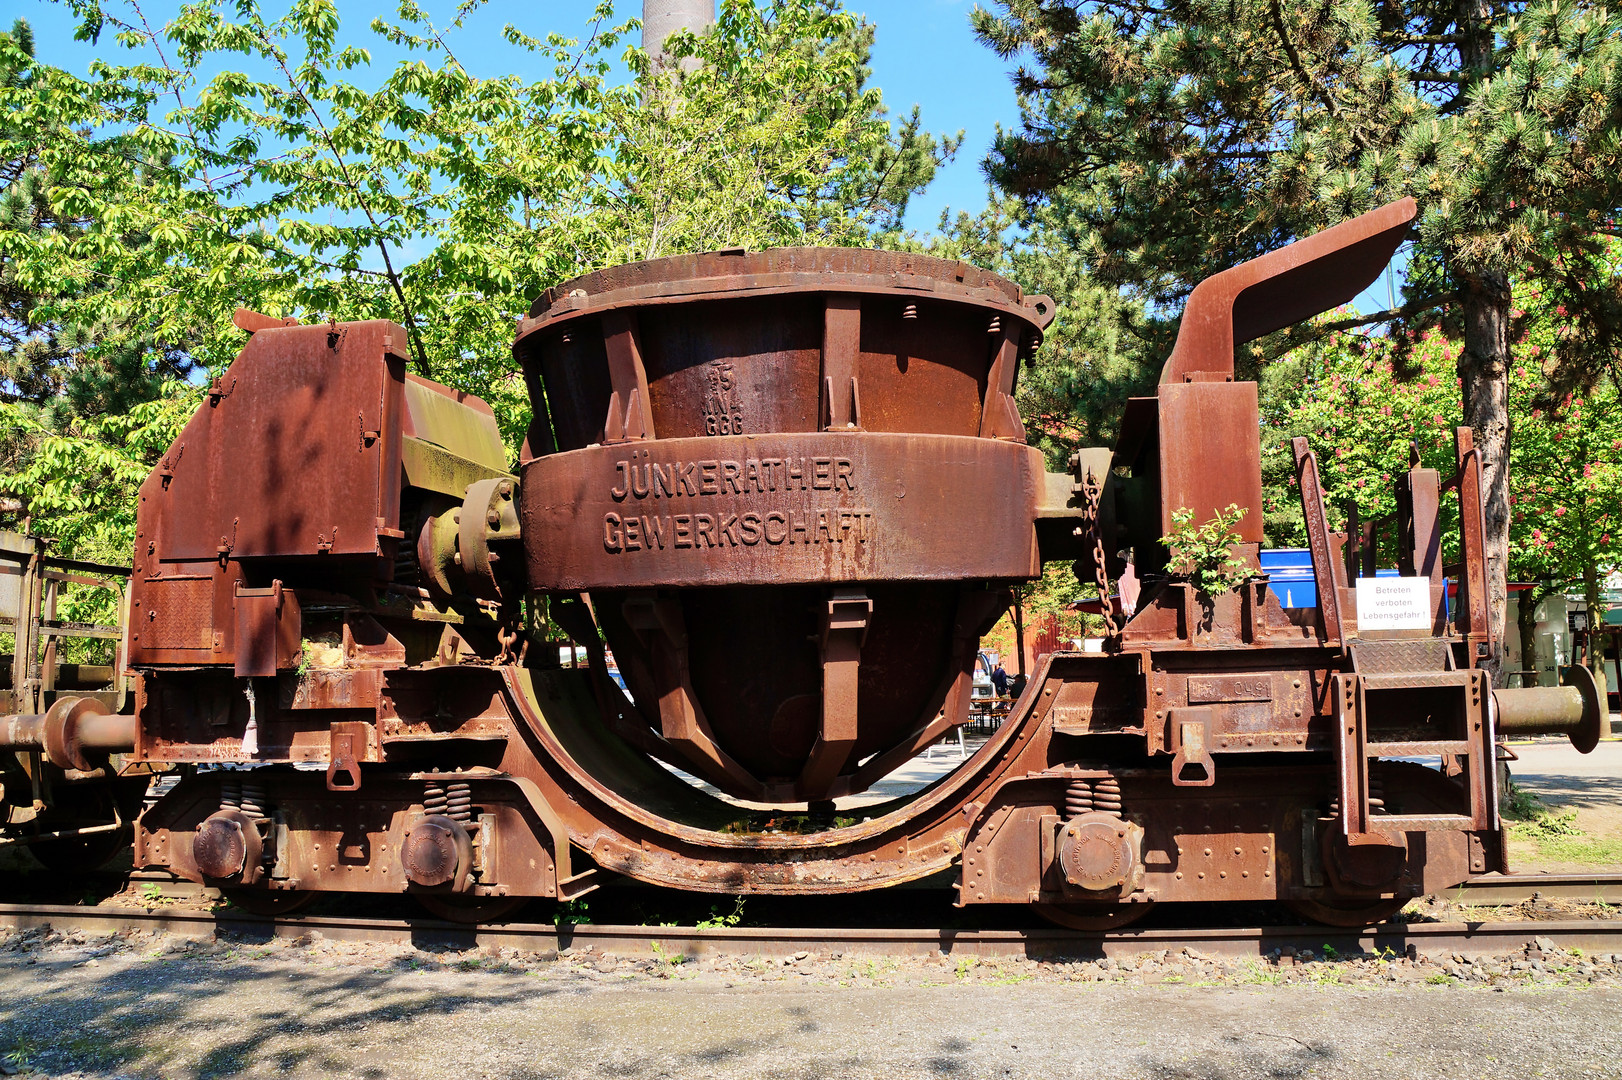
[1510,809,1583,840]
[1320,944,1338,960]
[1234,960,1285,985]
[5,1038,37,1072]
[140,882,167,904]
[556,897,591,926]
[649,940,688,974]
[1503,778,1547,821]
[1162,504,1253,596]
[695,896,746,930]
[1425,972,1456,985]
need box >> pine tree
[0,18,193,424]
[974,0,1622,668]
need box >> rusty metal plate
[1186,674,1273,704]
[521,246,1048,330]
[138,577,214,651]
[148,320,407,562]
[520,433,1045,589]
[1156,382,1265,542]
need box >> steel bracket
[1169,706,1216,787]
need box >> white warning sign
[1356,577,1434,631]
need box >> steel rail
[102,869,1622,906]
[1,901,1619,960]
[1455,873,1622,905]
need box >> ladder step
[1366,740,1472,756]
[1374,814,1475,832]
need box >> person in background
[990,662,1009,699]
[1009,671,1027,699]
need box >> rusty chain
[1078,468,1123,645]
[496,624,520,666]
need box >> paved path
[1508,737,1622,807]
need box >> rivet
[1219,871,1228,879]
[1203,848,1211,857]
[1175,871,1184,880]
[1241,870,1249,878]
[1198,872,1206,879]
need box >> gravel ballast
[3,923,1622,1078]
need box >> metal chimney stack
[643,0,714,68]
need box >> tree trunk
[1013,589,1026,676]
[1516,582,1542,687]
[1584,559,1609,699]
[1457,271,1512,681]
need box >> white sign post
[1355,577,1434,631]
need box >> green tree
[1261,321,1622,691]
[973,0,1622,671]
[0,18,194,423]
[1,0,949,556]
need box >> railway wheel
[1032,901,1153,931]
[415,894,528,924]
[1282,894,1408,928]
[220,889,318,917]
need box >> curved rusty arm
[1161,198,1418,385]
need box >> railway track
[1,873,1619,960]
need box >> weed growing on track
[649,940,690,975]
[695,897,746,930]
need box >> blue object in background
[1259,548,1402,609]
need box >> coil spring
[394,502,422,584]
[1327,775,1387,818]
[1093,777,1123,814]
[1064,779,1094,817]
[902,303,918,320]
[423,782,448,816]
[219,776,241,813]
[445,782,473,823]
[239,778,268,821]
[987,315,1001,335]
